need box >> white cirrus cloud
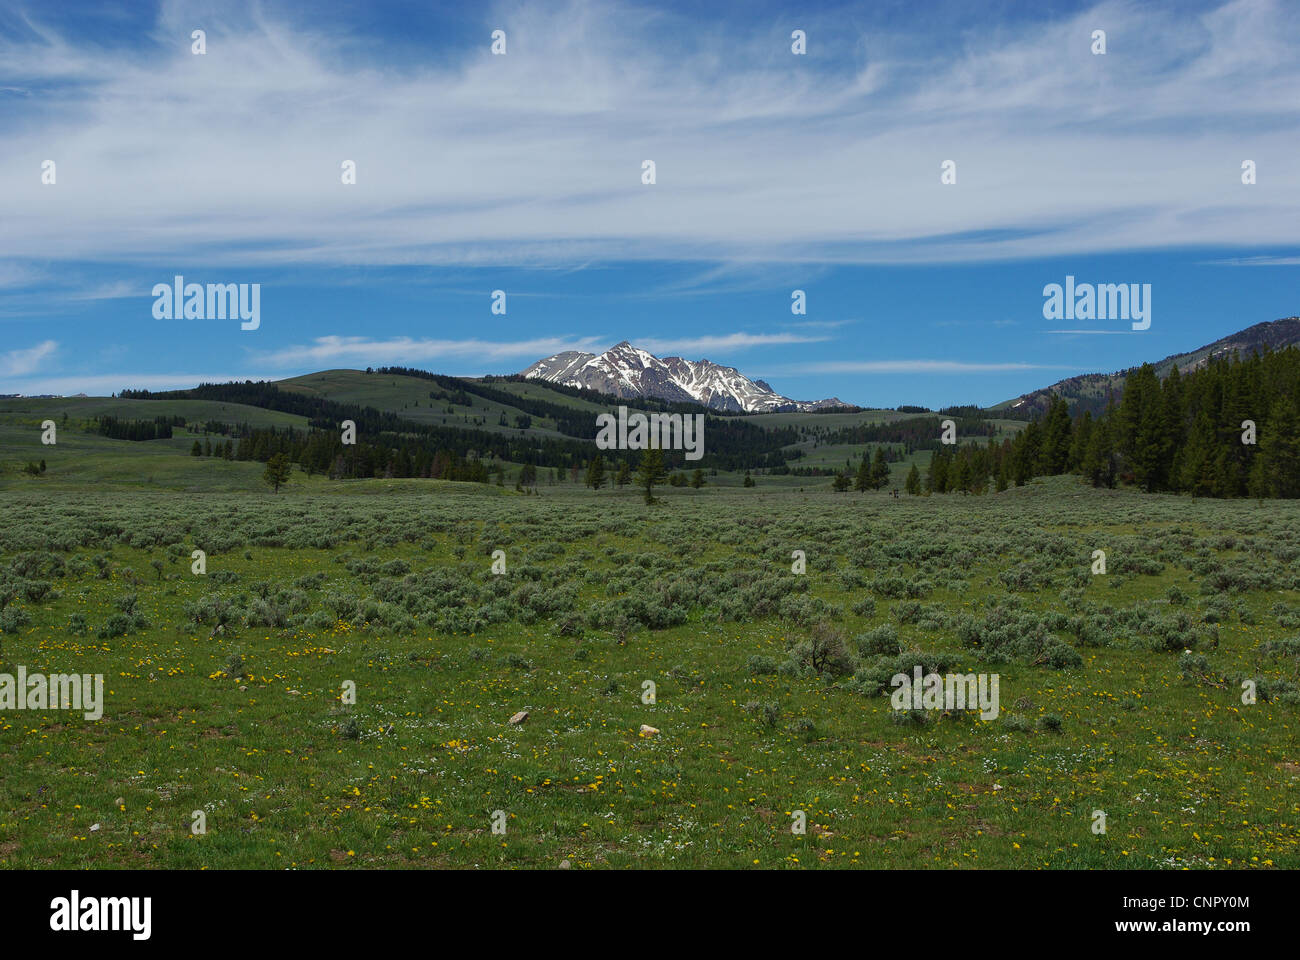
[251,331,827,371]
[0,0,1296,269]
[250,335,609,369]
[777,360,1082,375]
[1204,256,1300,266]
[0,340,59,378]
[636,333,829,356]
[1047,329,1137,335]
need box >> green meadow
[1,461,1297,869]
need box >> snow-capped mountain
[519,341,847,413]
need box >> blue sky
[1,0,1298,407]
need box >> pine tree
[870,447,890,488]
[1259,394,1300,497]
[1038,395,1072,474]
[928,449,949,492]
[191,440,202,456]
[1080,414,1106,487]
[1247,454,1269,501]
[586,454,607,490]
[690,468,705,489]
[1068,410,1092,472]
[615,460,631,488]
[1012,421,1038,486]
[1210,446,1236,498]
[951,454,971,493]
[263,453,291,493]
[1161,365,1185,486]
[1221,354,1254,496]
[1179,411,1216,497]
[904,463,921,495]
[1116,364,1166,491]
[854,456,872,492]
[635,449,668,504]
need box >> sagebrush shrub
[854,624,900,658]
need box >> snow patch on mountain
[519,341,846,413]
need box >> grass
[1,473,1297,869]
[0,397,308,431]
[277,369,562,436]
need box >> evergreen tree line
[96,415,184,441]
[935,347,1300,498]
[123,382,619,470]
[790,444,906,478]
[190,422,537,482]
[122,380,802,472]
[377,368,804,468]
[180,411,796,483]
[809,414,995,452]
[376,367,717,425]
[374,366,597,435]
[831,447,897,491]
[197,419,239,436]
[190,437,236,459]
[926,440,1014,494]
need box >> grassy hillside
[755,409,913,431]
[0,396,308,431]
[0,369,1025,492]
[0,399,308,492]
[277,370,575,439]
[470,378,614,414]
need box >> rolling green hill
[0,367,1015,491]
[0,395,308,431]
[277,369,575,440]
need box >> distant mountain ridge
[520,340,847,413]
[996,317,1300,417]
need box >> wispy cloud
[0,339,58,378]
[1,0,1296,270]
[250,335,607,369]
[0,262,42,290]
[777,359,1082,374]
[936,318,1020,329]
[1204,255,1300,266]
[635,262,836,299]
[0,271,147,312]
[791,318,856,330]
[251,330,824,370]
[636,333,829,356]
[63,280,142,301]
